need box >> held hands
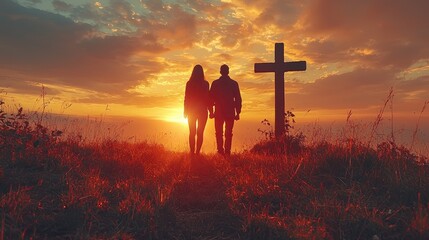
[207,112,239,120]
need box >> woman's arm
[184,82,190,118]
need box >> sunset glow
[0,0,428,152]
[163,112,188,125]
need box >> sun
[163,115,188,125]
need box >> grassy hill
[1,106,429,239]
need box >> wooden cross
[254,42,306,138]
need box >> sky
[1,0,428,152]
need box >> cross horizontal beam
[254,61,307,73]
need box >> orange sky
[1,0,428,153]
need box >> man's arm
[208,81,215,118]
[234,81,242,120]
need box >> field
[1,105,429,239]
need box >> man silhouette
[209,64,242,155]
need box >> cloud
[0,0,166,95]
[76,92,182,108]
[295,0,429,69]
[215,53,233,62]
[68,0,200,49]
[0,74,61,96]
[52,0,73,12]
[141,0,164,12]
[396,75,429,106]
[148,4,198,48]
[287,68,429,111]
[287,68,394,109]
[254,0,306,27]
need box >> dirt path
[170,156,243,239]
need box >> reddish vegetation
[1,104,429,239]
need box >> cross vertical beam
[275,43,285,139]
[254,42,306,138]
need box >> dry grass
[1,102,429,239]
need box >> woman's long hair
[189,65,205,82]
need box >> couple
[184,64,242,156]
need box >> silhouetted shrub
[0,102,62,164]
[251,133,306,155]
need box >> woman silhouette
[184,65,212,154]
